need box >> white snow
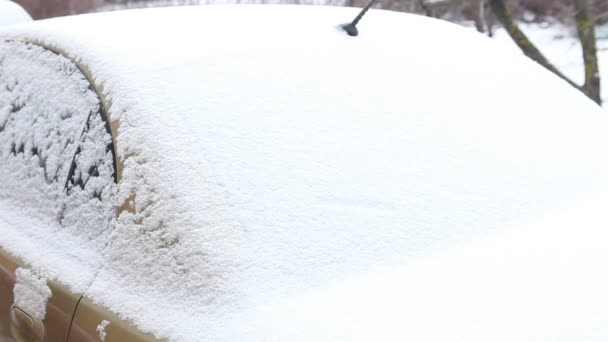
[13,268,51,320]
[238,192,608,341]
[0,41,115,293]
[1,5,608,341]
[61,101,117,250]
[96,320,110,341]
[0,0,32,26]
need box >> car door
[0,39,116,342]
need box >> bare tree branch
[574,0,601,104]
[488,0,582,92]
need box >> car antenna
[341,0,378,37]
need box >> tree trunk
[471,0,485,33]
[418,0,434,17]
[488,0,602,105]
[488,0,579,87]
[481,0,496,37]
[574,0,601,104]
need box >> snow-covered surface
[13,268,51,320]
[240,192,608,341]
[0,41,90,224]
[1,5,608,341]
[0,0,32,26]
[62,98,117,252]
[96,319,110,341]
[0,41,115,293]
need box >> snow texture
[1,5,608,341]
[0,41,116,292]
[96,320,110,341]
[13,268,51,320]
[0,0,31,26]
[62,103,117,250]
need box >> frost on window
[0,41,116,250]
[61,109,117,249]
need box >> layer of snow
[0,41,93,223]
[96,320,110,341]
[238,192,608,341]
[0,0,32,26]
[13,268,51,320]
[1,5,608,341]
[0,41,115,293]
[62,101,117,251]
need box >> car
[0,0,32,26]
[1,4,608,342]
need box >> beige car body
[1,247,158,342]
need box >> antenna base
[341,23,359,37]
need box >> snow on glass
[13,267,51,320]
[96,319,110,341]
[0,41,116,294]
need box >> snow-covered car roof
[0,0,32,26]
[1,5,608,341]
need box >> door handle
[10,306,44,342]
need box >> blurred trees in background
[14,0,103,19]
[14,0,608,24]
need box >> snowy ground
[484,21,608,106]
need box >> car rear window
[0,41,116,251]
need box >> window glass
[0,41,116,249]
[61,109,116,248]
